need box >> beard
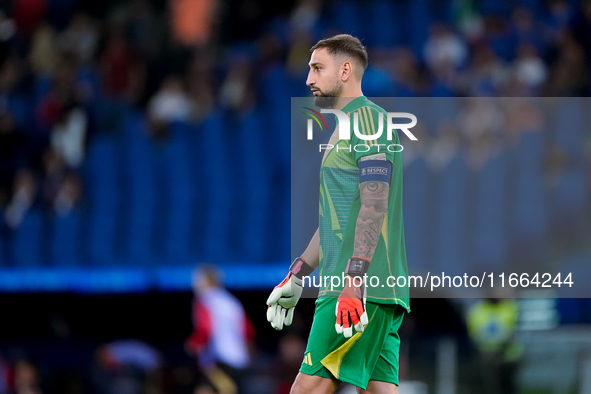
[313,80,343,108]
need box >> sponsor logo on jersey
[360,153,387,162]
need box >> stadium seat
[124,134,157,265]
[435,155,468,274]
[0,230,5,267]
[369,0,396,48]
[200,112,232,261]
[474,153,508,272]
[512,132,548,260]
[403,157,429,273]
[552,169,588,240]
[84,135,120,265]
[51,212,82,266]
[333,0,363,42]
[13,209,44,267]
[237,109,270,261]
[163,121,194,262]
[553,100,584,157]
[409,0,431,60]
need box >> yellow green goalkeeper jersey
[318,96,410,312]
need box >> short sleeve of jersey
[349,106,398,165]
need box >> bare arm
[353,180,389,260]
[301,228,320,269]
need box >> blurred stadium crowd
[0,0,590,267]
[0,0,590,265]
[0,0,590,393]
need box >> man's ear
[341,61,353,82]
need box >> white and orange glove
[336,256,370,338]
[266,257,314,330]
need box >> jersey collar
[339,96,368,113]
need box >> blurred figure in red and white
[185,265,255,394]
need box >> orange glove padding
[335,276,368,338]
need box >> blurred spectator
[0,111,22,208]
[511,43,547,95]
[289,0,321,33]
[185,265,255,394]
[286,31,313,75]
[28,23,59,76]
[41,149,64,208]
[219,57,256,112]
[464,45,509,96]
[127,0,161,59]
[100,22,141,100]
[571,0,591,53]
[0,57,28,130]
[147,75,191,137]
[546,30,590,96]
[390,48,424,96]
[41,150,81,216]
[59,13,99,67]
[13,359,42,394]
[274,334,306,394]
[546,0,573,36]
[93,340,161,394]
[544,144,570,187]
[185,55,215,122]
[423,23,467,71]
[36,55,89,133]
[12,0,46,38]
[511,7,546,55]
[459,98,503,136]
[0,353,7,394]
[401,121,429,167]
[53,172,81,217]
[467,298,521,394]
[170,0,217,47]
[503,102,544,145]
[426,121,461,171]
[4,169,37,229]
[49,104,86,168]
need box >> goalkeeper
[267,34,410,394]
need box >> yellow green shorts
[299,297,405,390]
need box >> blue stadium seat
[237,109,270,261]
[333,0,363,41]
[403,157,429,273]
[362,67,394,97]
[474,153,508,272]
[553,100,584,158]
[409,0,431,59]
[13,209,44,267]
[435,155,468,274]
[84,135,120,265]
[87,209,118,265]
[200,112,232,261]
[0,231,6,267]
[553,168,587,239]
[124,133,157,265]
[369,0,396,47]
[513,133,547,251]
[51,212,81,266]
[163,122,194,261]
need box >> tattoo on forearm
[353,181,389,259]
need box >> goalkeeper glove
[336,256,370,338]
[266,257,314,330]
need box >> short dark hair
[310,34,368,73]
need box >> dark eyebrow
[309,62,323,67]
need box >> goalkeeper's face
[306,48,344,108]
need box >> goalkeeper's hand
[335,257,370,338]
[266,257,313,330]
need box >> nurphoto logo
[304,107,418,153]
